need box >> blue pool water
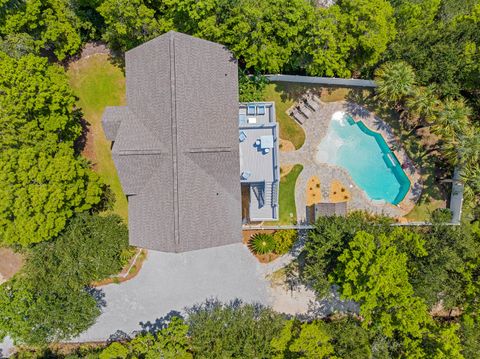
[316,112,410,205]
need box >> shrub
[273,230,297,255]
[187,299,285,358]
[249,233,275,254]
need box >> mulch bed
[92,249,147,287]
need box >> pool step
[383,152,398,168]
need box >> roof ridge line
[169,31,180,249]
[117,149,165,155]
[187,147,233,153]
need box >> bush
[239,70,268,102]
[187,299,285,358]
[273,230,297,255]
[431,208,452,223]
[249,233,275,254]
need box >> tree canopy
[302,213,480,357]
[0,53,104,246]
[0,146,103,246]
[0,0,89,60]
[186,300,285,358]
[0,213,129,345]
[0,53,81,150]
[386,0,480,98]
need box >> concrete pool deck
[280,100,422,223]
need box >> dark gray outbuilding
[103,31,241,252]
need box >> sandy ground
[280,165,294,178]
[279,139,295,152]
[306,176,321,206]
[0,248,23,285]
[329,179,351,203]
[265,263,359,317]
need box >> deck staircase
[252,184,265,208]
[271,181,278,207]
[265,181,278,208]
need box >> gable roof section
[102,31,241,252]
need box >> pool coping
[348,107,422,214]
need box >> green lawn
[278,164,303,224]
[405,199,445,222]
[68,54,128,221]
[263,83,306,149]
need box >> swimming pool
[316,112,410,205]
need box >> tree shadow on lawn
[108,52,126,74]
[272,82,323,103]
[73,108,89,155]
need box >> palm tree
[431,98,471,144]
[405,85,440,129]
[374,61,416,106]
[457,127,480,166]
[461,162,480,205]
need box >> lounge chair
[298,103,312,118]
[247,104,256,116]
[311,94,322,104]
[290,109,306,124]
[304,96,320,112]
[241,171,251,180]
[239,131,247,142]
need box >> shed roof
[314,202,347,218]
[103,31,241,252]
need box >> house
[102,31,279,252]
[238,102,280,222]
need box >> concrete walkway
[280,100,421,222]
[449,167,464,224]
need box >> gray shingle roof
[102,31,241,252]
[314,202,347,218]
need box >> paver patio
[280,99,422,223]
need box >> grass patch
[67,54,128,221]
[278,164,303,224]
[263,83,305,150]
[319,87,351,102]
[405,199,445,222]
